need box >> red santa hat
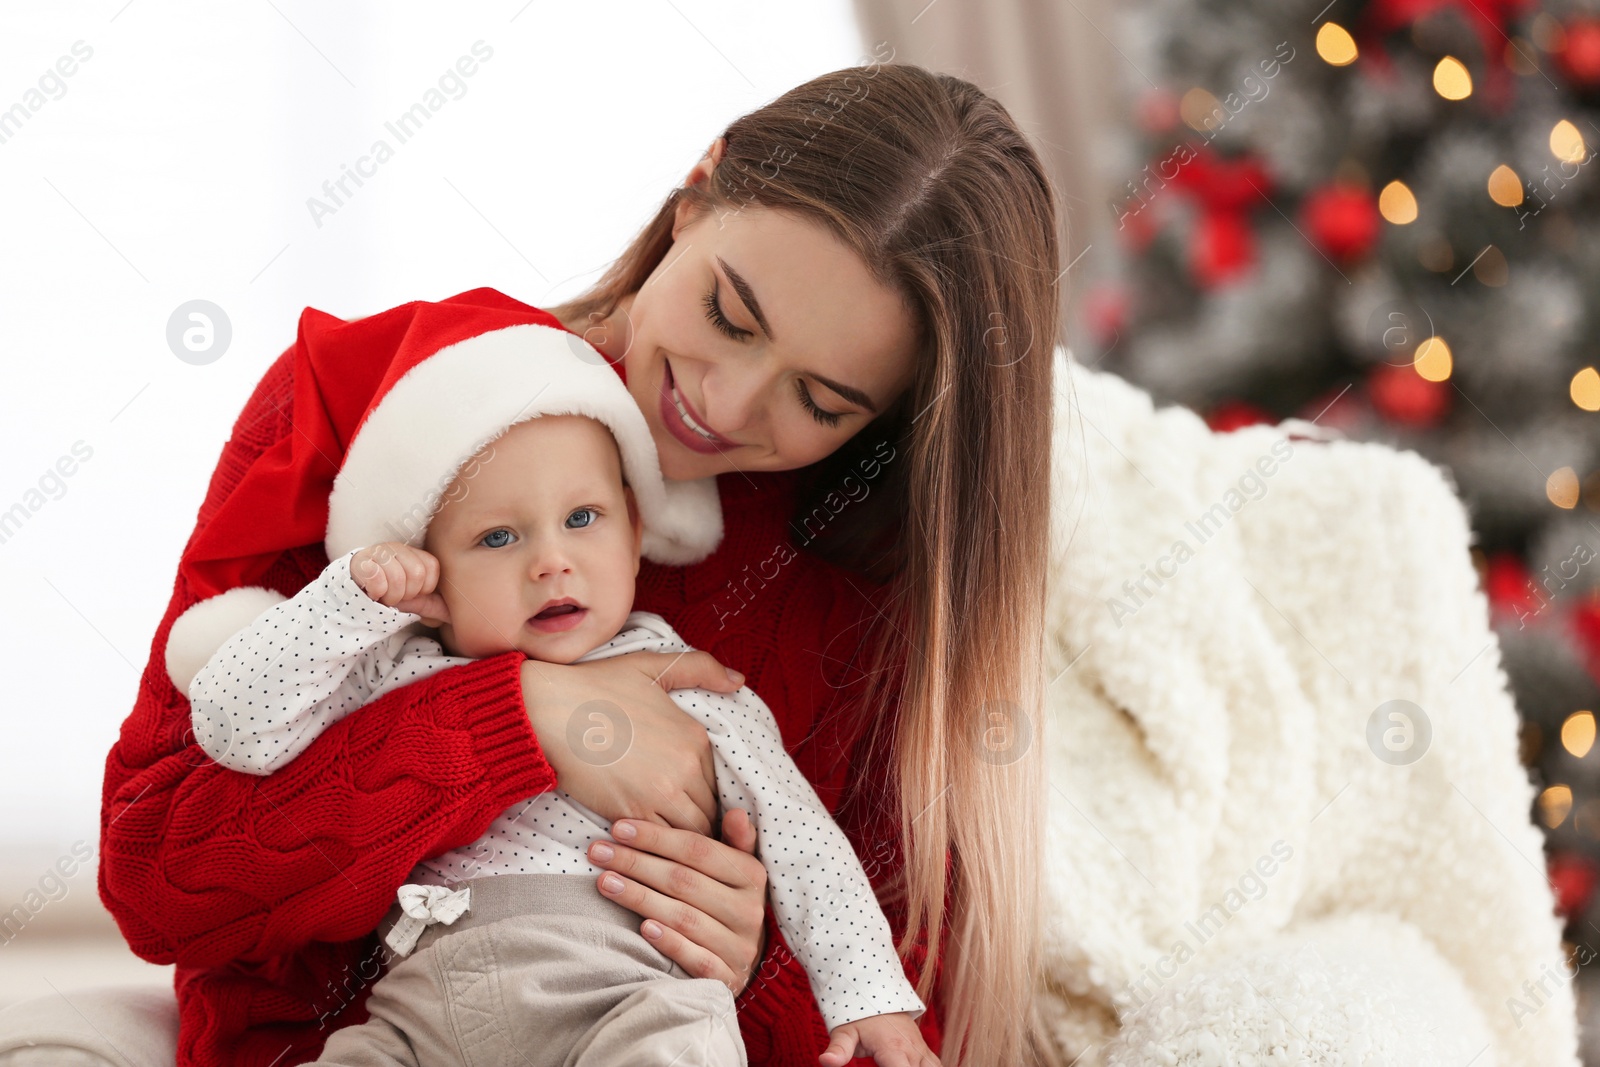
[162,288,722,694]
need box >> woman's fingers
[646,649,745,693]
[637,916,739,992]
[594,867,741,982]
[587,815,768,989]
[612,818,765,894]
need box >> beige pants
[312,872,746,1067]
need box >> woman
[90,63,1060,1067]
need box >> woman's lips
[527,605,588,633]
[658,361,731,455]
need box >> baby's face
[423,415,642,663]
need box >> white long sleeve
[575,614,926,1031]
[186,565,924,1030]
[187,548,470,775]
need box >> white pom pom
[164,587,287,694]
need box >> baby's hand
[350,542,449,625]
[821,1012,941,1067]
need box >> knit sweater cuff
[439,649,558,799]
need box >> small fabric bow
[383,883,472,958]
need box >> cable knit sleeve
[98,345,559,969]
[188,547,472,776]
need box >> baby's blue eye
[480,528,514,548]
[566,508,596,529]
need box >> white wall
[0,1,865,858]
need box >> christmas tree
[1092,0,1600,950]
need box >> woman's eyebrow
[718,256,775,340]
[717,255,879,414]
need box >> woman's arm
[187,548,469,776]
[97,350,560,967]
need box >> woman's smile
[658,359,737,455]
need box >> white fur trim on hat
[324,323,723,566]
[165,586,288,693]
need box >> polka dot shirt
[187,547,925,1031]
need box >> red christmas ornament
[1571,595,1600,688]
[1548,850,1600,919]
[1558,18,1600,88]
[1366,362,1451,426]
[1168,149,1274,288]
[1294,384,1363,435]
[1135,88,1181,133]
[1483,551,1539,620]
[1205,398,1276,433]
[1301,182,1382,264]
[1193,211,1257,288]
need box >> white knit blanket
[1037,352,1578,1066]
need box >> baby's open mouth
[528,599,587,633]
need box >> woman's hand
[519,651,744,834]
[587,807,770,995]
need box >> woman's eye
[566,508,596,529]
[794,378,845,428]
[702,281,752,341]
[480,528,514,548]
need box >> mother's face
[579,164,920,481]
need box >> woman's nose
[699,365,767,434]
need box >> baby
[187,397,940,1066]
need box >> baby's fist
[821,1012,940,1067]
[350,542,448,625]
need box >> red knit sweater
[97,289,944,1066]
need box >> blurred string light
[1434,55,1473,99]
[1573,367,1600,411]
[1473,245,1509,286]
[1542,783,1574,828]
[1413,336,1452,381]
[1563,710,1596,758]
[1576,801,1600,839]
[1506,37,1540,76]
[1551,119,1587,164]
[1180,88,1224,132]
[1317,22,1359,66]
[1379,179,1418,223]
[1532,12,1566,52]
[1488,163,1524,206]
[1547,467,1582,509]
[1419,235,1454,271]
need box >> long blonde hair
[551,63,1061,1066]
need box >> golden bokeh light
[1434,56,1473,99]
[1473,245,1509,286]
[1564,711,1597,758]
[1506,38,1540,75]
[1540,784,1574,828]
[1317,23,1359,66]
[1180,88,1224,132]
[1379,180,1418,224]
[1413,336,1452,381]
[1573,367,1600,412]
[1488,164,1524,206]
[1418,235,1454,272]
[1548,467,1582,509]
[1552,119,1588,164]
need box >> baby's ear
[624,485,644,565]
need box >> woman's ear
[673,137,727,237]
